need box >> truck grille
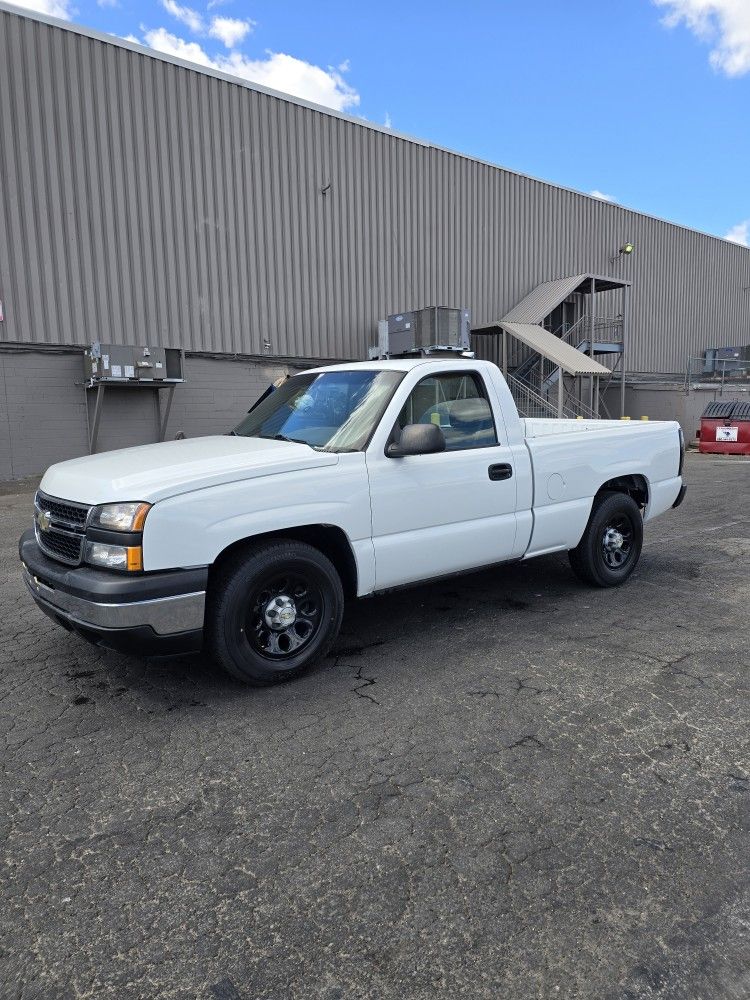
[34,491,92,566]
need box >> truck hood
[39,436,339,505]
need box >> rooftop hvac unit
[370,306,471,359]
[702,345,750,377]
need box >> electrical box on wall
[82,343,186,454]
[84,343,184,383]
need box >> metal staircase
[471,272,630,419]
[506,373,598,420]
[506,374,558,418]
[511,314,623,416]
[513,316,588,384]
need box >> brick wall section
[168,356,305,441]
[0,350,312,480]
[0,352,89,480]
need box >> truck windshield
[233,370,404,452]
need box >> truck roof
[307,357,487,375]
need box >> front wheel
[207,540,344,685]
[568,492,643,587]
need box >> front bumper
[19,529,206,656]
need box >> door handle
[488,463,513,481]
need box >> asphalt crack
[351,664,379,704]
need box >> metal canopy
[499,273,631,325]
[501,274,588,324]
[499,323,610,376]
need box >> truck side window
[396,373,498,451]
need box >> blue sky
[15,0,750,245]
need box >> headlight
[89,502,151,532]
[84,540,143,572]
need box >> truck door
[366,370,518,590]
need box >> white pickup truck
[20,358,686,685]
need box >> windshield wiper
[259,433,312,446]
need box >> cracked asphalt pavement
[2,453,750,999]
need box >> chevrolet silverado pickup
[20,358,686,685]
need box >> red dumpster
[698,400,750,455]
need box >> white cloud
[161,0,204,34]
[384,111,392,129]
[208,15,254,48]
[654,1,750,75]
[725,219,749,246]
[158,2,254,50]
[122,32,140,43]
[12,0,74,19]
[97,0,119,7]
[144,27,215,65]
[141,30,360,111]
[219,51,359,110]
[590,189,616,202]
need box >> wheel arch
[569,474,649,549]
[593,473,649,511]
[208,524,359,600]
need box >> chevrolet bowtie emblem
[37,509,52,532]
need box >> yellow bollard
[640,415,649,421]
[620,416,631,420]
[576,415,583,420]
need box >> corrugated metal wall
[1,6,749,373]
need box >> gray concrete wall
[0,349,305,480]
[601,383,750,440]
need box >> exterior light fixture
[610,242,635,263]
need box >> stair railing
[506,372,600,421]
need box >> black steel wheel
[207,540,344,685]
[569,492,643,587]
[601,513,636,570]
[246,570,324,660]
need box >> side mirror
[387,422,446,458]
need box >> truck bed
[522,417,652,438]
[516,414,682,560]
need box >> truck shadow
[337,552,568,635]
[58,552,574,708]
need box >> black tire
[206,539,344,685]
[568,492,643,588]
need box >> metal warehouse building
[1,2,749,480]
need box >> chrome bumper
[22,565,205,636]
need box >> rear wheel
[568,492,643,587]
[207,540,344,685]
